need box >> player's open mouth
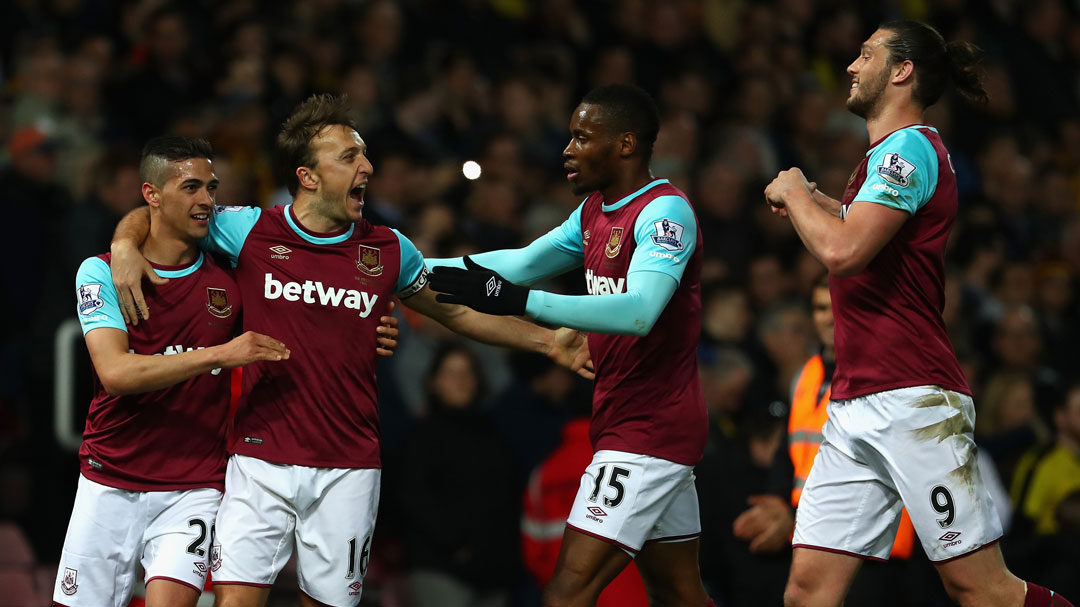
[564,163,579,180]
[191,212,209,224]
[349,184,365,203]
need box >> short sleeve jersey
[75,252,239,491]
[546,179,707,466]
[203,204,426,468]
[830,125,970,399]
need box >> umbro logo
[939,531,963,548]
[348,581,363,596]
[587,506,607,517]
[270,245,291,260]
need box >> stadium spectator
[398,343,518,607]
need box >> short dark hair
[880,20,988,108]
[139,136,213,187]
[581,84,660,161]
[277,94,359,196]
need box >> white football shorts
[793,385,1004,562]
[212,454,380,606]
[53,474,220,606]
[566,450,701,554]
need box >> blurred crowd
[2,0,1080,605]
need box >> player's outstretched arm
[426,204,586,285]
[85,328,289,396]
[399,284,594,380]
[429,259,678,337]
[426,238,582,287]
[110,206,165,325]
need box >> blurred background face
[992,307,1042,369]
[810,285,834,349]
[428,349,480,409]
[997,379,1037,432]
[1058,388,1080,442]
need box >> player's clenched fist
[217,331,291,367]
[764,167,812,209]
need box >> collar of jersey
[285,204,355,244]
[601,179,669,212]
[150,252,204,278]
[865,124,937,156]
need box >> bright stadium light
[462,160,482,180]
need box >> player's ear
[296,166,318,191]
[141,182,160,208]
[892,59,915,85]
[619,132,637,159]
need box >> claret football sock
[1025,582,1075,607]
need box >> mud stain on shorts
[909,391,974,444]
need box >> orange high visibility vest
[788,354,915,559]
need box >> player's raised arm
[425,202,586,286]
[428,195,696,337]
[111,204,262,324]
[110,206,162,325]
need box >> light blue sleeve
[202,206,262,265]
[524,271,677,337]
[544,202,586,257]
[424,203,584,286]
[393,229,429,298]
[626,195,698,284]
[854,128,939,214]
[520,197,694,336]
[75,257,127,335]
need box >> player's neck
[865,101,924,145]
[292,194,347,233]
[600,167,655,204]
[142,225,201,267]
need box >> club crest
[210,543,222,572]
[206,288,233,318]
[605,227,624,258]
[61,567,79,595]
[583,229,591,246]
[357,245,383,276]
